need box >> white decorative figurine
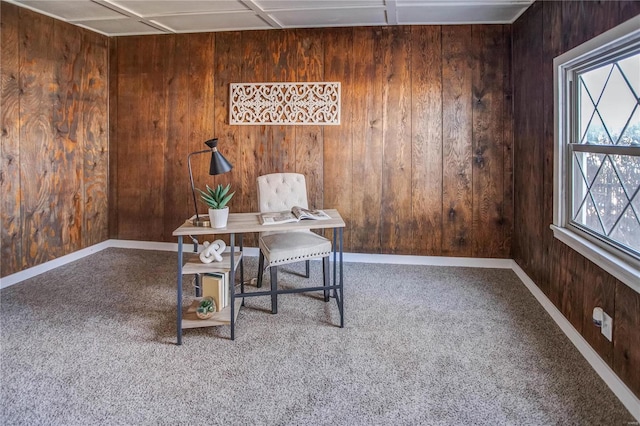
[199,239,226,263]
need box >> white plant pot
[208,207,229,229]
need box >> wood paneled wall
[0,3,109,278]
[512,0,640,398]
[110,25,513,257]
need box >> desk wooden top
[173,209,345,236]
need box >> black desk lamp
[188,138,233,227]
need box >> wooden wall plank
[81,31,109,247]
[512,3,544,284]
[471,25,505,258]
[187,33,216,219]
[267,30,297,173]
[614,281,640,397]
[441,26,473,256]
[53,20,84,254]
[108,37,118,239]
[1,2,23,275]
[113,35,169,241]
[324,28,354,249]
[295,29,324,211]
[563,243,585,332]
[351,27,383,253]
[162,35,188,240]
[540,0,562,297]
[380,26,413,254]
[115,36,145,240]
[410,26,442,255]
[145,36,168,240]
[501,25,514,260]
[19,8,56,267]
[548,239,562,311]
[561,1,623,52]
[619,1,640,19]
[240,31,269,214]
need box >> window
[553,16,640,292]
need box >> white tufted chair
[256,173,331,314]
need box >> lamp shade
[205,138,233,175]
[209,150,233,175]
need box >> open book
[260,206,330,225]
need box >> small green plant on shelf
[196,297,216,319]
[197,184,235,210]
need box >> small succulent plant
[196,297,216,319]
[197,184,235,210]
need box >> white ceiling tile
[108,0,249,17]
[397,3,528,24]
[17,0,126,20]
[254,0,385,11]
[152,12,272,32]
[273,8,386,27]
[73,18,163,35]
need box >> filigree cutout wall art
[229,82,341,125]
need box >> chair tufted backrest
[257,173,309,213]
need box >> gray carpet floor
[0,248,634,425]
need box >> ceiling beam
[386,0,398,25]
[239,0,283,29]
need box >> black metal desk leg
[339,227,344,328]
[177,235,183,346]
[239,234,245,306]
[332,228,338,298]
[230,233,235,341]
[240,233,245,284]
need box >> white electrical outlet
[601,311,613,342]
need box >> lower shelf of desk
[182,298,242,329]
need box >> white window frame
[553,15,640,294]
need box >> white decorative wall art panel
[229,82,341,125]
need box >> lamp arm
[187,148,213,223]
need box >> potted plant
[196,296,216,319]
[196,183,235,228]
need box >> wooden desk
[172,209,346,344]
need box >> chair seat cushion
[259,231,331,266]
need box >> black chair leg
[323,256,330,302]
[305,259,310,278]
[270,265,278,314]
[257,251,265,288]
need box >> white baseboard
[511,260,640,422]
[341,252,513,268]
[1,240,638,421]
[0,241,111,289]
